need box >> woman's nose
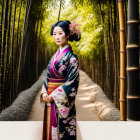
[56,34,59,39]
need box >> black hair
[50,20,81,42]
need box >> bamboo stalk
[10,0,17,102]
[6,0,12,70]
[14,1,22,97]
[127,0,139,121]
[58,0,62,21]
[118,0,127,120]
[0,0,5,111]
[1,0,9,110]
[16,0,31,93]
[0,0,4,63]
[4,0,12,109]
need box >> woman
[40,19,81,140]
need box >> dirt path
[27,70,100,139]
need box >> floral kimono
[40,44,79,140]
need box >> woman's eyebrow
[53,31,63,33]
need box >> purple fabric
[50,57,65,79]
[49,103,57,140]
[55,48,60,58]
[42,105,47,140]
[49,46,72,79]
[54,46,71,66]
[49,58,59,78]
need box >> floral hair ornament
[69,19,81,39]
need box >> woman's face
[53,26,69,46]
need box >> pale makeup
[53,26,69,48]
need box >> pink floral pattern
[70,130,76,136]
[52,126,59,140]
[69,19,81,39]
[42,49,79,139]
[51,86,70,118]
[69,119,76,126]
[70,57,76,64]
[58,65,66,73]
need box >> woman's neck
[60,42,68,49]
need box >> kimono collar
[59,44,70,54]
[49,44,72,79]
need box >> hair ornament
[69,19,81,39]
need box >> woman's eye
[59,33,62,35]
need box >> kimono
[40,44,79,140]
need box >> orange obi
[40,78,65,104]
[47,82,64,95]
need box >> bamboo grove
[76,0,129,109]
[0,0,139,120]
[0,0,49,111]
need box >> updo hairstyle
[50,20,81,42]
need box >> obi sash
[42,78,66,140]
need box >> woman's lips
[56,41,60,43]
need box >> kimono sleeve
[51,55,79,118]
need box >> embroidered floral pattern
[70,130,76,136]
[69,119,76,126]
[51,86,70,118]
[58,65,66,74]
[69,92,76,97]
[66,121,76,136]
[70,57,77,64]
[52,126,59,140]
[42,50,79,140]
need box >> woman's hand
[42,93,49,102]
[48,94,53,102]
[42,93,53,103]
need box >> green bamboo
[1,0,9,110]
[0,0,5,111]
[58,0,62,21]
[4,0,12,109]
[17,0,32,93]
[14,1,22,97]
[6,0,12,70]
[10,0,17,103]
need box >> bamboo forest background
[0,0,139,112]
